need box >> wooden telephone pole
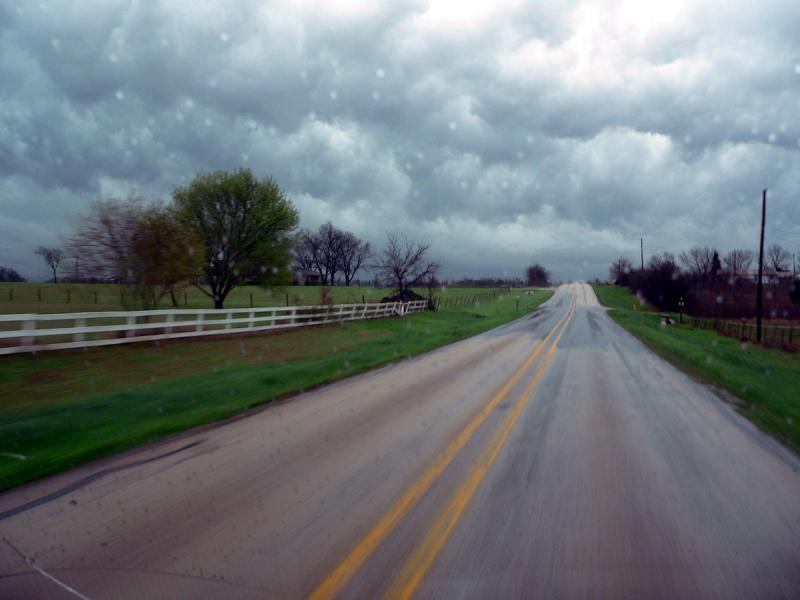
[756,189,767,343]
[640,238,644,271]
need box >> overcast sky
[2,0,800,282]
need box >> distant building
[719,268,794,285]
[293,270,323,286]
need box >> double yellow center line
[309,295,577,600]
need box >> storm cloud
[2,0,800,281]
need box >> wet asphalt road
[1,283,799,599]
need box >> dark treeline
[611,244,800,319]
[443,276,525,288]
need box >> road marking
[3,538,91,600]
[383,299,575,600]
[307,299,575,600]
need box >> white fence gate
[0,300,429,355]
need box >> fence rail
[0,300,429,355]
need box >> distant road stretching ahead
[2,283,800,598]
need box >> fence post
[165,313,174,335]
[249,310,255,329]
[21,318,34,348]
[126,315,136,338]
[195,312,205,333]
[74,317,86,343]
[225,312,233,331]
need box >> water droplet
[372,91,381,100]
[768,132,777,143]
[220,32,230,42]
[448,122,457,130]
[329,90,338,100]
[376,68,385,78]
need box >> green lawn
[0,283,505,314]
[0,289,553,491]
[593,285,800,453]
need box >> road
[1,283,800,599]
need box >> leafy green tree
[174,169,299,309]
[129,207,204,308]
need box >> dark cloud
[2,0,799,281]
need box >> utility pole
[756,189,767,343]
[640,238,644,271]
[74,255,79,283]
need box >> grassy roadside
[593,285,800,453]
[0,289,553,491]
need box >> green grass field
[593,285,800,453]
[0,282,505,314]
[0,289,552,491]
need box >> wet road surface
[2,283,799,599]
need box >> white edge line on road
[3,538,91,600]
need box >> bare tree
[723,249,754,277]
[679,246,716,279]
[68,199,142,282]
[315,221,344,285]
[35,246,64,283]
[766,243,791,272]
[339,232,371,286]
[293,229,319,274]
[375,233,439,294]
[609,257,633,283]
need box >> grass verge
[593,285,800,453]
[0,289,553,491]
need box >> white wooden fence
[0,300,428,355]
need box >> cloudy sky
[2,0,800,282]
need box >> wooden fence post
[74,318,86,343]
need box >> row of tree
[611,244,795,286]
[610,244,800,317]
[19,168,554,308]
[22,168,447,309]
[42,169,299,309]
[294,222,371,286]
